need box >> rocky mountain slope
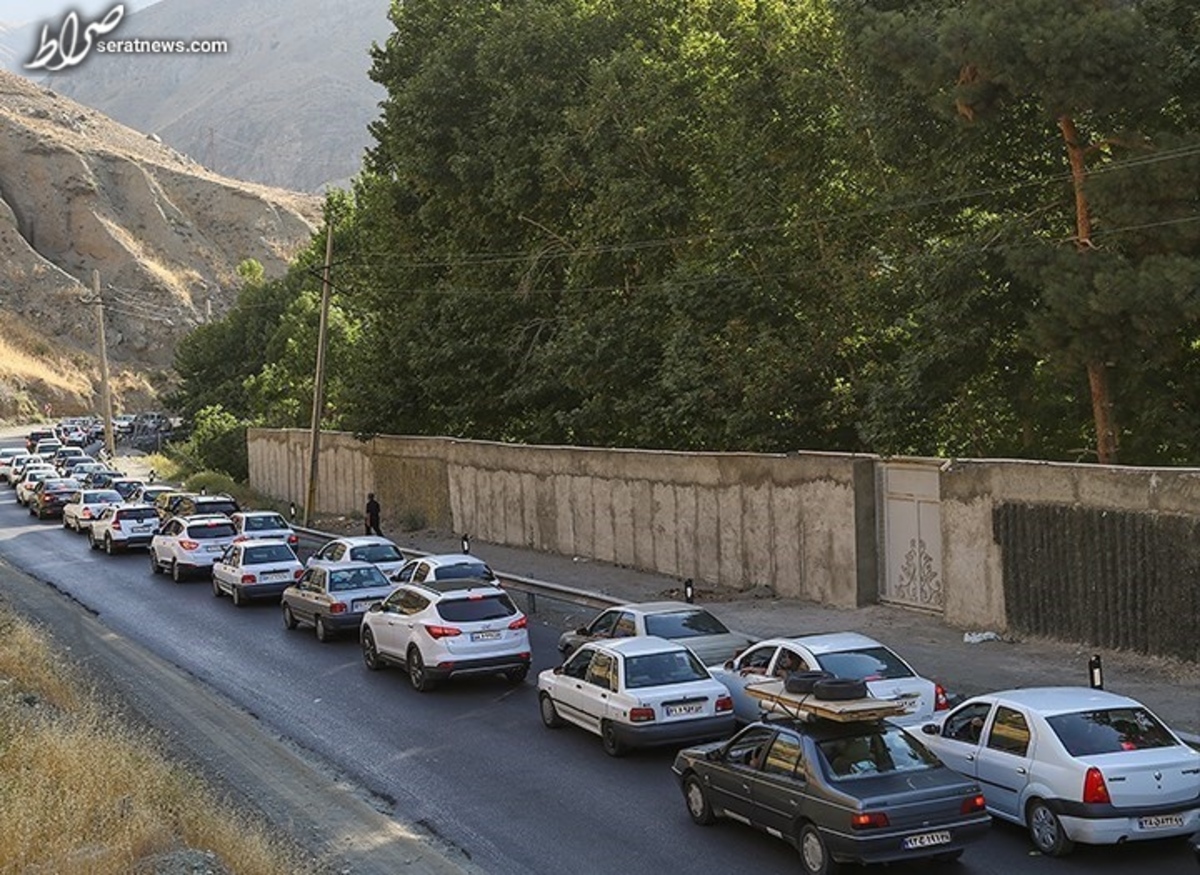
[42,0,390,192]
[0,70,320,417]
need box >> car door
[154,520,181,562]
[551,647,599,729]
[749,728,809,837]
[376,588,429,658]
[973,704,1034,820]
[213,545,239,590]
[706,726,777,820]
[713,643,779,722]
[928,700,994,780]
[291,568,325,623]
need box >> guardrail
[292,525,622,614]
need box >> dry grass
[0,607,317,875]
[0,330,92,396]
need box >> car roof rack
[746,678,909,724]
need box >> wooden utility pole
[90,270,117,461]
[303,221,335,526]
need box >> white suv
[360,579,531,691]
[149,514,238,582]
[89,503,160,554]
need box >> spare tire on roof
[812,678,868,701]
[783,670,834,695]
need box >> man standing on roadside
[365,492,382,536]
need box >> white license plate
[1138,815,1184,830]
[471,630,501,641]
[132,525,151,533]
[260,572,288,582]
[352,600,378,612]
[665,703,704,717]
[205,544,224,552]
[903,831,951,849]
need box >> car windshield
[244,544,296,564]
[329,567,390,591]
[624,650,710,689]
[245,514,288,531]
[818,727,940,779]
[644,609,730,639]
[814,646,915,681]
[436,593,516,622]
[350,544,404,563]
[187,522,236,539]
[431,561,493,581]
[1047,707,1177,756]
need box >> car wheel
[798,823,839,875]
[231,586,245,608]
[315,615,333,643]
[282,604,298,630]
[171,560,185,584]
[88,530,98,550]
[150,550,162,574]
[212,577,223,598]
[683,774,716,825]
[1027,799,1075,857]
[600,720,626,757]
[361,629,383,671]
[505,665,529,684]
[407,646,435,692]
[811,678,868,701]
[539,693,564,728]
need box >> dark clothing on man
[365,494,382,536]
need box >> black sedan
[672,718,990,875]
[29,478,82,520]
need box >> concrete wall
[248,429,872,609]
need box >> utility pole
[84,270,117,460]
[304,221,335,526]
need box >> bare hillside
[0,70,320,417]
[44,0,390,192]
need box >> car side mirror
[553,665,564,675]
[575,627,588,636]
[723,659,734,670]
[921,724,939,735]
[705,748,723,763]
[367,603,383,613]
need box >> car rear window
[1047,708,1177,756]
[350,544,404,563]
[818,727,940,779]
[329,567,390,591]
[87,490,123,503]
[117,507,158,522]
[814,646,915,681]
[245,514,288,531]
[436,593,517,622]
[244,544,296,564]
[644,609,730,639]
[623,650,710,688]
[186,522,236,539]
[431,561,493,581]
[194,499,238,516]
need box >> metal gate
[878,462,944,612]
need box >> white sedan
[15,466,58,506]
[915,686,1200,856]
[537,636,736,756]
[61,488,125,533]
[709,632,949,725]
[230,510,298,549]
[305,535,407,578]
[211,539,303,606]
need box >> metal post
[303,221,335,527]
[84,270,117,462]
[683,578,695,604]
[1088,654,1103,689]
[461,533,471,554]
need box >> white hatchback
[538,637,736,756]
[916,687,1200,856]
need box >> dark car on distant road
[29,478,83,520]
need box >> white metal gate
[879,462,944,612]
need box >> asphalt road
[0,452,1193,873]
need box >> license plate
[903,831,951,849]
[352,599,378,612]
[205,545,224,552]
[1138,815,1184,830]
[132,525,151,533]
[471,630,501,641]
[665,703,704,717]
[260,572,288,582]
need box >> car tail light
[629,707,656,723]
[934,683,950,711]
[293,568,305,579]
[329,602,347,615]
[961,794,986,814]
[179,539,200,551]
[81,507,92,518]
[1083,767,1110,804]
[241,574,257,584]
[287,534,298,547]
[851,811,890,830]
[714,695,733,713]
[110,520,122,531]
[508,616,528,630]
[424,624,462,639]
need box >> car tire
[212,577,223,598]
[539,693,564,728]
[87,530,98,550]
[150,550,162,574]
[784,670,835,695]
[812,678,868,701]
[407,646,435,692]
[600,720,626,757]
[315,615,332,643]
[231,586,245,608]
[362,629,383,671]
[282,604,298,630]
[104,535,115,556]
[1027,799,1075,857]
[798,823,839,875]
[505,666,529,684]
[171,560,185,584]
[683,774,716,826]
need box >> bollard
[683,578,695,604]
[1088,654,1104,689]
[461,533,471,554]
[289,502,296,521]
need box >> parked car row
[11,471,1200,872]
